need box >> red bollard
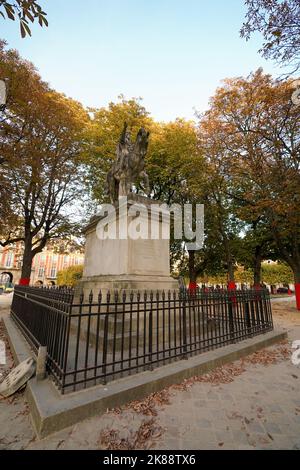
[295,284,300,311]
[228,281,237,304]
[19,278,30,286]
[228,281,236,291]
[188,281,197,291]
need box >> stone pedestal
[79,194,178,296]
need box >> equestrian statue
[106,123,150,203]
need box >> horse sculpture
[106,123,150,203]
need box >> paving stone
[196,418,213,429]
[246,421,267,434]
[263,422,282,434]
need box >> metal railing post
[228,295,235,343]
[181,289,188,359]
[148,292,154,370]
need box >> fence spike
[79,291,84,304]
[89,290,93,303]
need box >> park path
[0,296,299,450]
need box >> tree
[202,69,300,307]
[236,225,276,287]
[147,119,206,284]
[197,112,245,288]
[261,262,294,286]
[147,119,200,202]
[241,0,300,73]
[0,0,48,37]
[57,265,83,287]
[0,42,89,283]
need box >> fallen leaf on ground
[99,418,164,450]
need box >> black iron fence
[11,286,273,394]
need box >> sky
[1,0,282,122]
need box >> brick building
[0,243,84,286]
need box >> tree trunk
[188,250,197,290]
[293,268,300,311]
[227,257,236,290]
[223,236,236,290]
[20,239,33,285]
[271,228,300,310]
[253,246,262,289]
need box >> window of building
[50,266,57,278]
[5,251,13,268]
[38,266,45,278]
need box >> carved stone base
[80,194,178,295]
[77,274,179,298]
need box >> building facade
[0,243,84,286]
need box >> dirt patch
[101,341,291,450]
[241,341,290,365]
[110,341,291,418]
[99,418,164,450]
[272,301,300,324]
[113,389,171,417]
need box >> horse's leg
[114,178,119,202]
[140,170,150,196]
[119,175,128,198]
[107,171,114,203]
